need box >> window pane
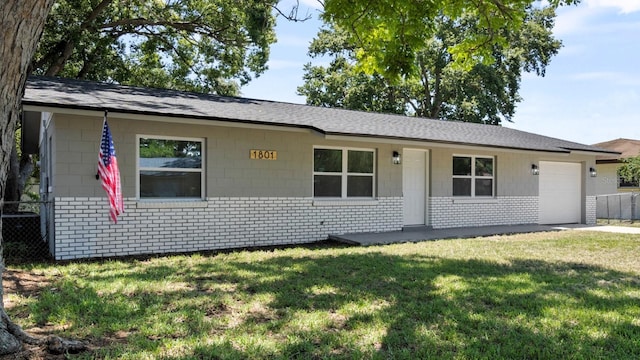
[453,178,471,196]
[348,150,374,173]
[140,138,202,169]
[475,179,493,196]
[140,171,201,198]
[347,176,373,197]
[314,149,342,172]
[619,177,639,188]
[314,175,342,197]
[475,158,493,176]
[453,157,471,176]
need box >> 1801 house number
[250,150,277,160]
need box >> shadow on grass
[17,249,640,359]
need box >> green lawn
[6,231,640,359]
[597,219,640,228]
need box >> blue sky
[241,0,640,145]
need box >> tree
[321,0,578,80]
[299,6,562,125]
[32,0,280,96]
[1,0,57,354]
[619,156,640,187]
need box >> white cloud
[554,1,640,36]
[300,0,324,10]
[553,5,597,36]
[570,72,640,86]
[585,0,640,14]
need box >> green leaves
[618,156,640,185]
[322,0,578,78]
[31,0,279,95]
[300,4,563,124]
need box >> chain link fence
[596,193,639,223]
[2,201,54,264]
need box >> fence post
[618,194,622,220]
[632,193,637,224]
[606,195,610,224]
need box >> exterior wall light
[393,151,401,165]
[531,164,539,175]
[589,167,597,177]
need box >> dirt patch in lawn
[2,269,53,309]
[1,269,108,360]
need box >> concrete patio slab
[329,224,562,246]
[329,223,640,246]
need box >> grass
[6,231,640,359]
[597,219,640,227]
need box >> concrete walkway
[555,224,640,234]
[329,224,640,246]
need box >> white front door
[403,149,429,226]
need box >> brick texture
[53,197,403,260]
[430,196,539,229]
[585,196,596,225]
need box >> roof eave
[22,100,327,134]
[324,131,572,154]
[559,148,622,157]
[23,98,610,156]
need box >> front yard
[4,230,640,359]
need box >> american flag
[98,115,124,223]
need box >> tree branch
[44,41,74,76]
[272,0,313,22]
[83,0,114,28]
[38,0,114,76]
[100,18,241,45]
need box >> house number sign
[250,149,277,160]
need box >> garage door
[539,161,581,224]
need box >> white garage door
[539,161,581,224]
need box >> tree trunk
[0,0,58,355]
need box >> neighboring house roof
[23,76,617,155]
[593,138,640,162]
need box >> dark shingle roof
[23,76,617,155]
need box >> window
[138,136,204,199]
[314,147,375,198]
[452,156,494,197]
[619,176,639,188]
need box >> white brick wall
[585,196,596,225]
[53,197,403,260]
[430,196,539,229]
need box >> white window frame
[136,135,205,200]
[313,146,376,199]
[452,155,495,197]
